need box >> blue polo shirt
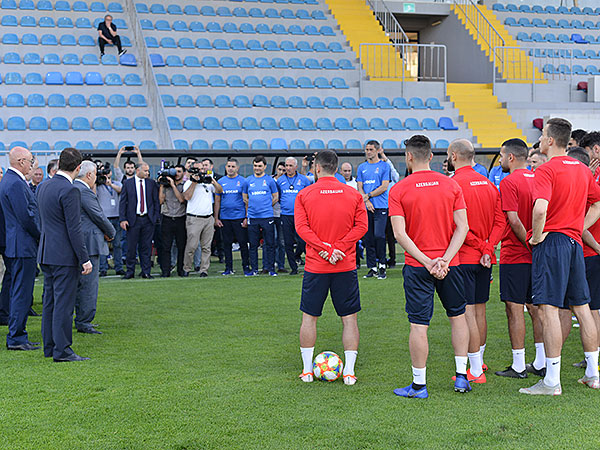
[276,173,311,216]
[218,175,246,220]
[356,160,391,209]
[488,165,509,190]
[334,173,346,184]
[243,174,278,219]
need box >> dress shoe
[28,308,40,317]
[115,270,125,276]
[53,353,90,362]
[7,343,40,351]
[199,272,208,278]
[160,273,171,278]
[180,272,189,277]
[277,268,289,274]
[141,273,154,279]
[194,266,200,272]
[122,274,134,280]
[77,327,102,335]
[260,269,270,275]
[99,271,107,277]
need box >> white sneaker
[299,372,313,383]
[343,374,357,385]
[578,375,600,389]
[519,379,562,395]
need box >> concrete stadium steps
[452,3,544,83]
[447,83,527,147]
[324,0,411,80]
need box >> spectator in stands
[28,168,43,193]
[113,146,142,184]
[97,166,124,276]
[569,129,587,148]
[340,162,357,189]
[97,15,126,57]
[159,165,187,277]
[46,159,59,178]
[529,150,547,171]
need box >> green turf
[0,262,598,450]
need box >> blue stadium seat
[573,64,586,74]
[296,41,311,52]
[108,1,122,12]
[382,139,398,150]
[280,76,296,88]
[264,40,279,51]
[68,94,86,107]
[1,33,19,44]
[288,96,305,108]
[232,140,249,151]
[209,74,226,87]
[22,33,38,45]
[47,93,66,106]
[92,117,110,130]
[404,118,422,130]
[177,95,195,107]
[324,97,341,109]
[150,53,165,67]
[204,117,221,130]
[201,5,215,15]
[123,73,141,86]
[249,7,263,17]
[312,10,325,20]
[531,18,546,28]
[267,7,281,18]
[3,52,20,64]
[31,141,50,151]
[213,140,229,151]
[183,4,198,15]
[1,0,16,7]
[1,14,17,25]
[63,53,79,64]
[518,18,532,27]
[104,73,122,85]
[149,3,165,13]
[409,97,427,109]
[166,3,181,14]
[85,71,103,84]
[90,1,105,11]
[45,71,63,84]
[160,37,177,47]
[4,72,22,84]
[255,57,271,68]
[321,59,336,70]
[217,6,232,16]
[289,24,303,35]
[341,97,359,109]
[271,23,285,34]
[133,118,152,131]
[129,94,147,107]
[544,33,559,42]
[50,117,68,130]
[140,19,153,30]
[586,65,600,75]
[334,118,352,131]
[176,38,193,49]
[223,22,238,33]
[233,95,251,108]
[270,96,286,108]
[423,118,440,130]
[79,35,95,46]
[202,55,218,67]
[24,53,41,65]
[219,56,236,68]
[262,76,279,87]
[351,118,368,130]
[280,117,297,130]
[184,55,201,67]
[108,94,126,107]
[297,76,313,88]
[113,117,132,130]
[192,140,209,150]
[557,6,570,14]
[359,97,376,109]
[155,74,168,85]
[72,117,91,130]
[247,39,262,50]
[242,117,260,130]
[27,93,44,106]
[298,118,316,130]
[289,140,306,150]
[309,139,325,150]
[572,33,588,43]
[516,32,531,41]
[25,73,43,84]
[89,94,106,107]
[316,118,334,130]
[261,117,278,130]
[332,77,348,89]
[59,34,76,46]
[171,74,188,86]
[58,17,73,27]
[65,71,83,85]
[375,97,393,109]
[531,32,543,42]
[52,141,70,150]
[230,39,246,50]
[166,55,183,66]
[439,117,458,130]
[271,138,287,150]
[426,97,444,110]
[190,75,207,86]
[161,94,175,107]
[253,94,269,107]
[7,117,26,130]
[387,118,405,131]
[223,117,241,130]
[38,16,54,27]
[183,117,202,130]
[240,23,255,33]
[167,116,182,130]
[206,21,222,32]
[145,36,158,47]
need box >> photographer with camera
[182,162,223,277]
[158,164,187,277]
[113,146,143,184]
[96,161,124,276]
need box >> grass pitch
[0,262,598,450]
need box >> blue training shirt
[243,174,278,219]
[334,173,346,184]
[356,160,391,209]
[488,165,509,190]
[276,173,311,216]
[218,175,247,220]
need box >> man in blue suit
[74,161,116,334]
[0,199,11,326]
[37,148,92,362]
[119,162,160,279]
[0,147,41,350]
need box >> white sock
[533,342,546,370]
[343,350,357,376]
[468,352,483,377]
[544,356,561,386]
[412,366,426,386]
[479,344,486,366]
[455,356,468,375]
[584,350,599,378]
[511,348,526,373]
[300,347,314,374]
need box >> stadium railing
[365,0,409,45]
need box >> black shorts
[460,264,492,305]
[300,270,360,317]
[500,263,532,305]
[532,232,590,308]
[402,265,466,325]
[585,255,600,310]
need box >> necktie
[140,179,145,214]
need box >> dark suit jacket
[74,180,116,257]
[0,169,40,258]
[119,177,160,225]
[37,173,89,267]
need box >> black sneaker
[377,265,387,280]
[573,359,587,369]
[289,269,298,275]
[495,366,527,379]
[119,49,127,56]
[526,363,547,377]
[363,268,377,279]
[199,272,208,278]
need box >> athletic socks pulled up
[584,350,599,379]
[455,356,468,375]
[343,350,357,377]
[300,347,314,374]
[468,352,483,378]
[533,342,546,370]
[545,356,561,386]
[412,366,426,388]
[512,348,526,373]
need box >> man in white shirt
[340,162,358,190]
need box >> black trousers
[160,215,187,275]
[281,215,305,272]
[126,215,154,276]
[385,215,396,263]
[221,218,250,272]
[363,208,388,268]
[98,35,122,53]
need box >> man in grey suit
[74,161,116,335]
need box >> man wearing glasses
[0,147,41,351]
[97,14,126,57]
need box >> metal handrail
[365,0,409,44]
[454,0,505,64]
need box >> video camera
[95,160,111,185]
[188,166,214,184]
[157,161,178,186]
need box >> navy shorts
[402,265,467,326]
[585,255,600,310]
[499,263,532,304]
[460,264,492,305]
[532,232,590,308]
[300,270,361,317]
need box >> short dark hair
[571,129,587,145]
[226,157,238,165]
[546,118,572,149]
[530,150,547,160]
[315,150,338,174]
[501,138,529,161]
[253,155,267,166]
[174,164,185,170]
[58,148,83,172]
[104,14,112,20]
[365,140,380,149]
[186,157,198,163]
[47,159,59,173]
[201,158,214,165]
[277,161,285,168]
[567,146,590,166]
[124,160,137,169]
[405,135,432,162]
[580,131,600,150]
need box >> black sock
[411,382,426,390]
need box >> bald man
[340,163,357,190]
[0,147,41,350]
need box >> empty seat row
[0,140,157,151]
[170,138,449,152]
[505,17,600,29]
[2,32,110,46]
[542,63,600,75]
[1,51,136,65]
[152,54,354,70]
[164,116,458,131]
[0,92,147,107]
[140,19,334,35]
[146,38,345,52]
[1,15,127,28]
[516,32,599,44]
[1,0,121,12]
[157,75,349,90]
[493,4,600,16]
[0,71,142,85]
[0,116,151,131]
[136,4,327,20]
[529,48,600,59]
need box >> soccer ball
[313,351,343,382]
